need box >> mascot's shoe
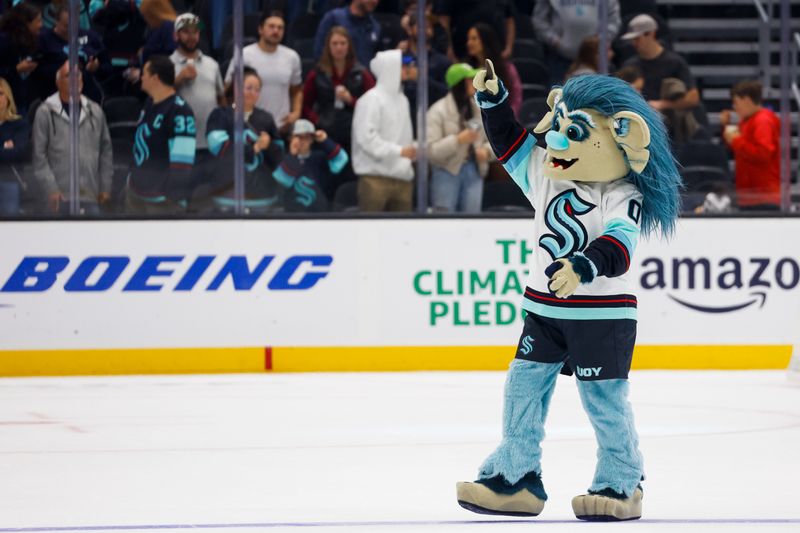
[456,472,547,516]
[572,486,643,521]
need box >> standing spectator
[434,0,515,62]
[303,26,375,153]
[352,49,416,212]
[273,119,349,212]
[91,0,147,74]
[399,13,451,130]
[621,14,699,113]
[427,63,493,213]
[139,0,177,65]
[32,62,112,216]
[533,0,620,85]
[38,5,111,104]
[399,0,449,55]
[0,78,30,216]
[721,79,781,211]
[465,23,522,117]
[205,67,284,213]
[127,55,195,215]
[313,0,381,68]
[170,12,223,197]
[225,11,302,134]
[0,2,44,115]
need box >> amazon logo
[638,257,799,313]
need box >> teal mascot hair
[559,75,682,238]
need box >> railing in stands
[753,0,771,93]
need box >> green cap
[445,63,479,89]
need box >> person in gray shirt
[170,13,223,207]
[532,0,620,85]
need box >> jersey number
[174,116,196,135]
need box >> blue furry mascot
[456,61,681,521]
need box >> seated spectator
[399,13,451,130]
[434,0,515,62]
[273,119,349,212]
[32,62,112,216]
[38,4,112,104]
[565,35,610,79]
[126,55,195,215]
[720,79,781,211]
[614,64,644,93]
[352,49,416,212]
[225,11,302,134]
[621,14,699,114]
[313,0,381,68]
[465,23,521,116]
[206,67,283,214]
[0,78,30,216]
[659,77,708,147]
[139,0,177,65]
[0,2,44,115]
[427,63,493,213]
[533,0,620,85]
[303,25,375,152]
[170,12,223,198]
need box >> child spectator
[720,79,781,211]
[273,118,349,212]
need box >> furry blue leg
[576,379,644,497]
[478,359,561,485]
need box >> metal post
[415,1,429,214]
[754,0,770,94]
[597,0,608,75]
[232,0,245,215]
[67,0,80,216]
[779,0,791,212]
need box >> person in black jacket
[0,2,44,115]
[0,77,30,216]
[273,118,349,213]
[205,67,284,214]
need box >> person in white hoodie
[351,49,417,212]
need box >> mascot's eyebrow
[566,110,596,129]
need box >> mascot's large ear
[533,88,563,134]
[610,110,651,174]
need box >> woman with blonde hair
[139,0,177,64]
[0,78,31,216]
[302,25,375,152]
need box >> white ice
[0,370,798,533]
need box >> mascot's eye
[566,124,587,141]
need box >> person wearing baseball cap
[621,13,701,120]
[273,118,349,212]
[425,63,493,213]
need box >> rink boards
[0,218,796,375]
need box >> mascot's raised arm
[455,60,681,522]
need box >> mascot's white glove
[545,254,597,299]
[473,59,500,96]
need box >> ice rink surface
[0,369,798,533]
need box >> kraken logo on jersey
[519,335,534,356]
[133,123,152,166]
[539,189,596,260]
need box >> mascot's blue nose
[545,130,569,151]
